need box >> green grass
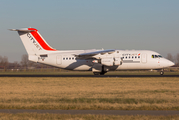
[0,113,179,120]
[0,98,170,104]
[0,77,179,110]
[0,70,179,75]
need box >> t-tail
[10,28,56,62]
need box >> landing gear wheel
[100,72,105,75]
[93,72,106,75]
[160,71,164,75]
[93,65,107,75]
[93,72,100,75]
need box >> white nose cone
[168,61,175,67]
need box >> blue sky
[1,0,179,62]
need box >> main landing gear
[93,71,106,75]
[93,66,107,75]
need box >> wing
[75,49,115,59]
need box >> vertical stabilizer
[10,28,56,55]
[10,28,56,62]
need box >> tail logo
[28,28,56,51]
[27,33,42,50]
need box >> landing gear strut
[99,65,106,75]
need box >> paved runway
[0,74,179,77]
[0,109,179,116]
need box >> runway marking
[0,109,179,116]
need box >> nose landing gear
[160,69,164,75]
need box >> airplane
[10,28,174,75]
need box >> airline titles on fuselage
[122,53,140,57]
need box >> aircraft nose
[168,61,175,67]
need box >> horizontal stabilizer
[9,28,35,32]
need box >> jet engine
[92,57,123,66]
[101,57,114,66]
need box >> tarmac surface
[0,109,179,116]
[0,74,179,77]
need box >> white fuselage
[36,49,174,71]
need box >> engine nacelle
[92,57,123,66]
[101,57,114,66]
[114,57,123,65]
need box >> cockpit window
[155,55,158,58]
[152,54,162,58]
[158,55,162,58]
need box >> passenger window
[129,56,130,59]
[69,58,71,60]
[132,56,134,59]
[63,58,65,60]
[72,57,74,60]
[135,56,137,59]
[138,56,140,58]
[152,55,154,58]
[66,58,68,60]
[126,56,127,59]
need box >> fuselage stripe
[123,60,140,63]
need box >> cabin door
[56,56,62,65]
[141,54,147,63]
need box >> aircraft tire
[93,72,100,75]
[100,72,105,75]
[160,71,164,75]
